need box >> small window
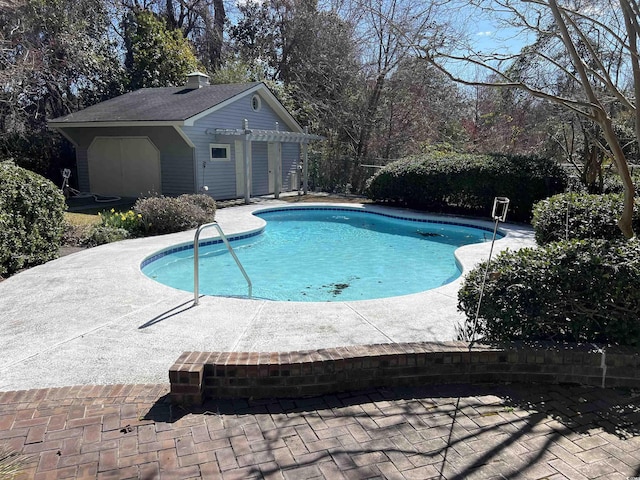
[210,143,230,161]
[251,94,262,112]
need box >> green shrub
[594,170,640,195]
[61,221,91,247]
[457,239,640,346]
[134,194,216,235]
[98,209,144,236]
[532,192,640,244]
[365,152,567,222]
[0,161,66,277]
[84,226,130,246]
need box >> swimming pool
[141,206,501,302]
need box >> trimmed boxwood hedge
[0,162,66,277]
[457,238,640,346]
[364,152,567,221]
[532,192,640,244]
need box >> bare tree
[348,0,444,167]
[417,0,637,237]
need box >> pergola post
[303,126,309,195]
[274,122,281,199]
[208,124,321,202]
[243,119,251,204]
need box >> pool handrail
[193,222,252,305]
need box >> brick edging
[169,341,640,406]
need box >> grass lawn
[64,212,101,227]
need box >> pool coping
[0,200,536,391]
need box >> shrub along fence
[365,152,567,222]
[532,192,640,244]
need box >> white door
[88,137,161,196]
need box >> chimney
[185,71,210,89]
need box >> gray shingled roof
[50,82,261,123]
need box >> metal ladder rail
[193,222,252,305]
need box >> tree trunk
[356,72,386,163]
[600,115,636,238]
[548,0,635,238]
[211,0,225,71]
[165,0,177,30]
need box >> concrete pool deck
[0,201,536,391]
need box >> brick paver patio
[1,383,639,479]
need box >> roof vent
[185,71,210,89]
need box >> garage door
[88,137,161,197]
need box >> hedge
[134,194,217,235]
[364,152,567,222]
[457,239,640,346]
[532,192,640,244]
[0,162,66,277]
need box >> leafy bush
[532,192,640,244]
[179,193,217,218]
[457,239,640,346]
[61,221,92,247]
[84,226,130,246]
[134,194,216,235]
[98,209,143,236]
[0,161,66,277]
[589,170,640,195]
[62,214,130,247]
[365,152,567,222]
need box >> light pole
[469,197,510,348]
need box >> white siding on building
[282,143,301,191]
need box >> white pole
[274,122,281,199]
[243,119,251,204]
[303,126,309,195]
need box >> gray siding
[282,143,301,190]
[251,142,269,195]
[61,126,194,197]
[58,89,306,201]
[184,92,300,200]
[199,140,237,199]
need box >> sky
[437,1,537,81]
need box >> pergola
[210,119,323,204]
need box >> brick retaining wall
[169,341,640,406]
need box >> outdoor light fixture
[492,196,510,222]
[469,196,510,347]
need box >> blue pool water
[141,207,498,302]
